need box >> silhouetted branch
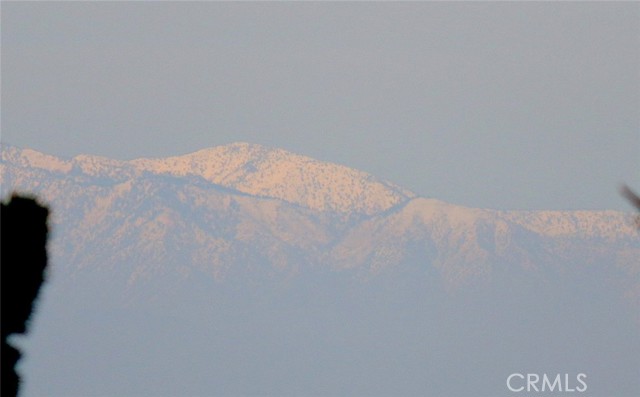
[621,185,640,228]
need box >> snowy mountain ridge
[1,143,638,291]
[2,142,415,215]
[3,142,637,239]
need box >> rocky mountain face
[2,143,639,397]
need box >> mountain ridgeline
[2,143,639,397]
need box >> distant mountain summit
[130,142,416,215]
[2,142,415,215]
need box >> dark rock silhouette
[1,195,49,397]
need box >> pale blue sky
[2,2,639,210]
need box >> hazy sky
[2,2,639,211]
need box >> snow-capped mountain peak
[130,142,416,214]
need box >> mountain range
[2,142,639,397]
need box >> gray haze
[2,2,639,211]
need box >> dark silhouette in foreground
[1,195,49,397]
[621,185,640,210]
[621,184,640,228]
